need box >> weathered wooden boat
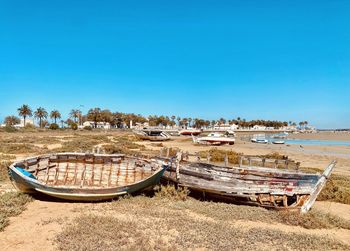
[160,156,336,212]
[134,129,171,141]
[179,128,202,136]
[192,133,235,145]
[8,153,168,201]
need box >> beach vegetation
[84,125,92,130]
[49,123,59,130]
[70,123,78,130]
[55,196,350,251]
[318,174,350,205]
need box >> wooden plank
[107,162,112,187]
[63,162,69,185]
[53,166,59,185]
[301,161,336,213]
[80,165,87,188]
[99,163,104,186]
[45,164,50,184]
[73,162,78,185]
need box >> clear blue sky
[0,0,349,129]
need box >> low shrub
[83,126,92,131]
[70,123,78,130]
[199,148,242,164]
[155,185,189,201]
[49,123,59,130]
[3,126,17,133]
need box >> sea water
[283,139,350,147]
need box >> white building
[252,125,267,130]
[213,123,239,131]
[15,118,34,128]
[82,121,111,129]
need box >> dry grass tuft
[0,192,32,231]
[277,210,350,230]
[318,174,350,205]
[0,161,11,182]
[199,148,242,164]
[0,143,46,154]
[154,185,189,201]
[150,143,164,147]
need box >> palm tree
[4,116,20,126]
[87,108,102,128]
[188,118,192,127]
[69,109,81,123]
[50,110,61,124]
[171,115,176,128]
[177,116,181,127]
[17,104,32,126]
[34,107,48,128]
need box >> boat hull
[8,153,167,201]
[161,160,335,211]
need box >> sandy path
[0,200,85,251]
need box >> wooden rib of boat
[8,153,167,201]
[134,129,171,141]
[160,157,336,212]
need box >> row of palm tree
[17,105,62,128]
[9,104,306,129]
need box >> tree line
[3,104,307,130]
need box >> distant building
[82,121,111,129]
[213,123,239,131]
[1,118,35,128]
[15,118,34,128]
[252,125,267,130]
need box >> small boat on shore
[192,133,235,145]
[251,138,268,144]
[161,155,336,212]
[8,153,167,201]
[271,132,288,139]
[179,128,202,136]
[134,129,171,141]
[272,140,285,144]
[251,134,268,144]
